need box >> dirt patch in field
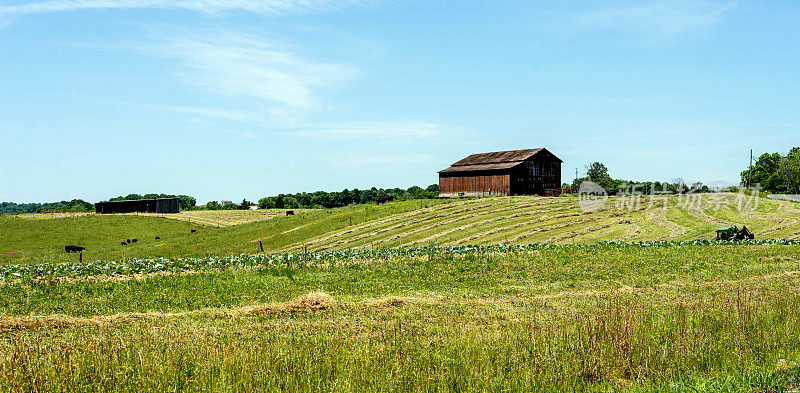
[0,292,333,332]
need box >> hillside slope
[2,194,798,265]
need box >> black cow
[191,229,197,233]
[121,242,127,246]
[65,245,85,253]
[126,239,131,243]
[132,239,138,243]
[286,210,294,216]
[155,236,160,240]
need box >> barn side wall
[438,172,511,197]
[510,157,562,195]
[95,198,180,214]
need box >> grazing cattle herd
[65,229,198,254]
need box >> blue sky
[1,0,799,203]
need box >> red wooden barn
[438,148,562,197]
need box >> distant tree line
[0,199,94,214]
[107,194,197,210]
[567,162,713,195]
[201,185,440,210]
[204,200,254,211]
[740,147,800,193]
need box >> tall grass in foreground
[3,288,800,392]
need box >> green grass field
[2,194,798,266]
[2,194,800,392]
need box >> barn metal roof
[438,161,522,173]
[97,197,180,203]
[451,148,545,166]
[439,148,562,174]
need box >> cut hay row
[407,204,579,247]
[346,203,567,250]
[274,198,510,252]
[779,201,800,214]
[0,292,332,332]
[395,203,578,248]
[505,215,609,244]
[544,221,621,243]
[452,210,590,245]
[508,205,651,244]
[741,208,798,237]
[621,223,644,240]
[650,208,688,239]
[280,198,568,252]
[314,200,572,252]
[686,207,731,230]
[289,199,521,252]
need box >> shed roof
[97,197,179,204]
[439,148,562,174]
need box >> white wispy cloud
[324,153,433,168]
[0,0,360,15]
[293,121,450,140]
[152,32,356,114]
[126,103,260,122]
[573,1,736,42]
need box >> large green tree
[779,148,800,193]
[585,162,615,193]
[741,152,781,187]
[740,148,800,193]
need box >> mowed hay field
[135,209,306,227]
[3,193,799,266]
[2,194,800,391]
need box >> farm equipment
[715,225,754,241]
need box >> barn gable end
[438,148,562,197]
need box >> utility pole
[748,149,753,189]
[574,168,579,193]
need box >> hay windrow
[0,292,333,332]
[621,223,643,240]
[393,203,576,248]
[650,208,688,239]
[453,210,586,245]
[276,198,502,252]
[686,207,730,229]
[312,197,561,250]
[779,201,800,214]
[278,198,568,252]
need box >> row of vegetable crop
[2,239,799,281]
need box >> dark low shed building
[95,198,180,214]
[438,148,562,197]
